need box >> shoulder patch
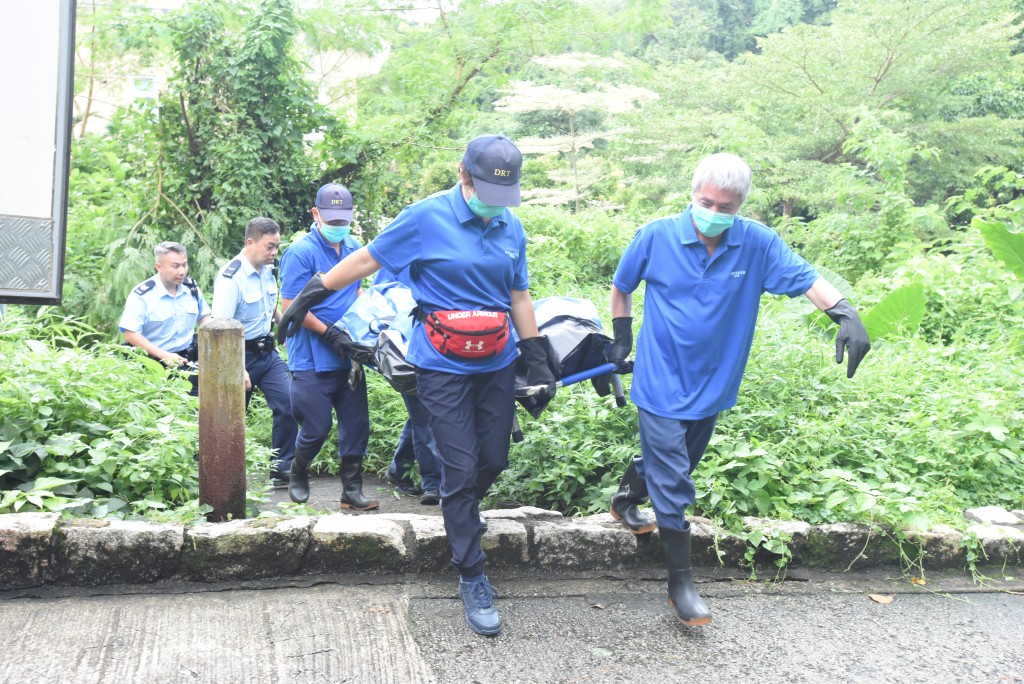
[133,279,156,296]
[222,259,242,278]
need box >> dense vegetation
[3,0,1023,568]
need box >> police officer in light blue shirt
[211,217,297,485]
[605,152,871,628]
[276,135,558,637]
[120,241,209,395]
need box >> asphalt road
[2,566,1021,683]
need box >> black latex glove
[278,273,333,343]
[605,317,634,374]
[825,299,871,379]
[322,325,356,359]
[518,335,558,418]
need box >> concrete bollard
[198,318,247,522]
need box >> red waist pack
[424,310,510,360]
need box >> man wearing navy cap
[607,152,870,627]
[276,135,558,636]
[279,183,377,510]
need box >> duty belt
[245,334,276,354]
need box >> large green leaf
[861,282,926,341]
[975,217,1024,280]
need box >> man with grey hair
[605,152,870,626]
[120,241,210,395]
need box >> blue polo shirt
[119,277,209,352]
[280,225,363,371]
[613,206,818,420]
[367,183,529,374]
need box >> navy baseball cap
[315,183,354,222]
[462,134,522,207]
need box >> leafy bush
[0,310,274,520]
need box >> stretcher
[333,290,629,434]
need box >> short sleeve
[280,243,317,299]
[760,232,818,297]
[612,228,649,294]
[512,228,528,291]
[197,292,211,319]
[119,293,147,333]
[211,275,239,319]
[367,208,422,275]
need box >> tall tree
[156,0,327,261]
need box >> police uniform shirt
[613,206,818,421]
[367,183,529,375]
[211,252,279,340]
[119,277,209,352]
[279,225,363,372]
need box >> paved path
[3,567,1022,683]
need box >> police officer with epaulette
[211,217,298,486]
[120,241,209,395]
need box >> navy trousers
[416,362,516,578]
[637,408,718,531]
[388,393,442,492]
[290,370,369,463]
[245,350,297,472]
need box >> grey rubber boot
[609,456,656,534]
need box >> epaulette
[221,259,242,278]
[134,279,156,296]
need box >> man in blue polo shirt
[279,183,377,511]
[606,152,870,627]
[276,135,557,637]
[120,241,209,395]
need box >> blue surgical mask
[467,193,505,220]
[319,223,351,243]
[690,204,735,238]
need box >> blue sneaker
[458,575,502,636]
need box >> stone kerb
[0,512,59,589]
[55,519,184,586]
[182,517,312,581]
[0,504,1021,590]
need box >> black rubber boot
[660,525,712,627]
[289,455,313,504]
[339,457,379,511]
[609,456,656,534]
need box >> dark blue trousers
[388,393,442,491]
[290,370,369,462]
[416,362,516,578]
[245,350,297,472]
[637,408,718,530]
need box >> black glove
[278,273,333,343]
[825,299,870,379]
[322,325,356,359]
[605,317,634,374]
[518,335,558,418]
[591,372,613,397]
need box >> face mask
[319,223,351,243]
[467,193,505,220]
[690,204,735,238]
